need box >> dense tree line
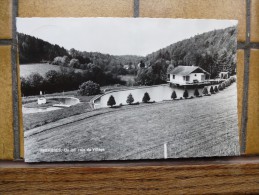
[21,65,125,96]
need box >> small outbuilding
[218,71,229,79]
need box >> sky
[17,17,238,56]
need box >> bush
[69,58,80,68]
[126,93,134,105]
[171,90,177,99]
[221,82,226,89]
[77,80,100,96]
[214,85,218,93]
[225,80,230,87]
[218,84,223,91]
[107,95,116,107]
[231,77,236,83]
[183,89,189,99]
[142,92,150,103]
[202,87,209,95]
[52,55,69,66]
[194,88,200,97]
[210,86,214,94]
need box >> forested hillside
[18,33,68,64]
[18,33,143,75]
[145,26,237,79]
[18,26,237,87]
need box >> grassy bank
[24,83,239,162]
[22,94,95,130]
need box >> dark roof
[169,66,210,76]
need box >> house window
[183,76,185,81]
[195,74,197,76]
[186,76,190,81]
[173,75,175,79]
[167,74,170,79]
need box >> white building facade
[168,66,210,86]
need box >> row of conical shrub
[107,92,151,107]
[107,76,236,107]
[171,76,236,99]
[126,92,151,104]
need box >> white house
[168,66,210,86]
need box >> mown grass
[24,83,239,162]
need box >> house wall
[170,73,205,84]
[170,74,185,84]
[189,73,205,82]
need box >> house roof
[169,66,210,76]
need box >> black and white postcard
[17,18,240,162]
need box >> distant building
[218,71,229,79]
[123,65,129,70]
[168,66,210,86]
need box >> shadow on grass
[143,101,156,104]
[110,105,123,109]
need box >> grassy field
[24,83,239,162]
[20,63,82,78]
